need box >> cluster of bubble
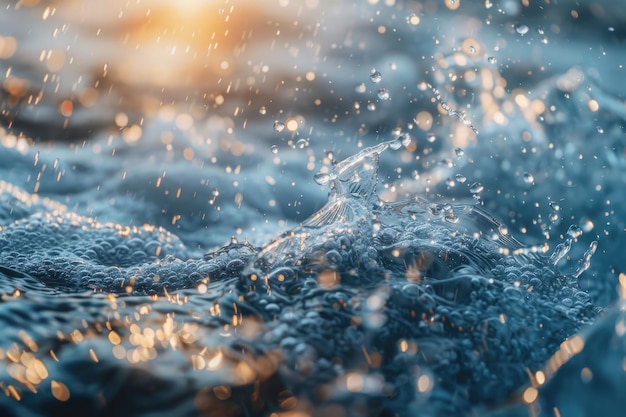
[0,139,599,416]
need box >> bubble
[273,121,285,133]
[488,56,497,64]
[515,24,529,35]
[271,145,279,154]
[455,174,467,183]
[523,172,534,184]
[369,70,382,83]
[377,88,390,100]
[470,182,484,194]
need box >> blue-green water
[0,0,625,416]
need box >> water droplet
[259,106,267,115]
[273,121,285,133]
[313,172,331,185]
[549,212,559,223]
[377,88,390,100]
[454,147,464,158]
[567,224,583,240]
[326,150,335,161]
[536,26,545,35]
[498,224,509,235]
[367,103,376,111]
[455,174,467,183]
[426,133,436,143]
[523,172,534,184]
[549,202,561,212]
[271,145,279,154]
[541,36,548,44]
[296,138,309,149]
[515,24,529,35]
[596,126,604,134]
[470,182,484,193]
[469,45,476,54]
[355,83,366,93]
[484,0,493,8]
[581,218,594,232]
[488,56,497,64]
[369,70,382,83]
[446,177,456,187]
[401,134,411,147]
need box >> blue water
[0,0,625,416]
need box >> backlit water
[0,1,625,416]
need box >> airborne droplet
[273,121,285,133]
[377,88,390,100]
[369,70,382,83]
[271,145,279,154]
[523,172,534,184]
[470,182,484,194]
[515,24,529,35]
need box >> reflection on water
[1,0,626,416]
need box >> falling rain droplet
[273,121,285,133]
[515,24,529,35]
[377,88,390,100]
[369,70,382,83]
[470,182,484,194]
[270,145,279,154]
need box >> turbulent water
[0,0,625,416]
